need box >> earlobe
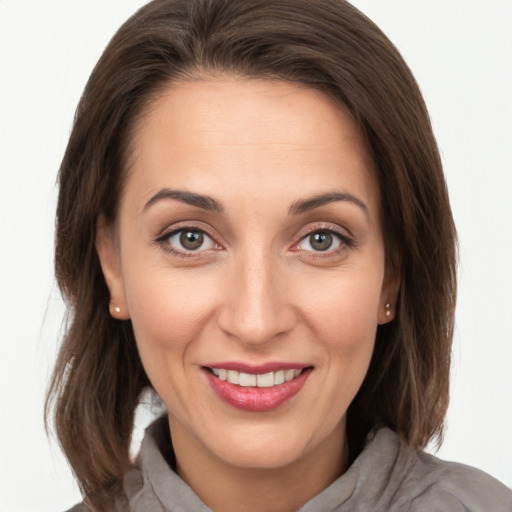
[95,215,130,320]
[378,301,394,325]
[109,300,126,319]
[378,262,400,325]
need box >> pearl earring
[385,303,391,317]
[110,301,121,315]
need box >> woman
[46,0,512,510]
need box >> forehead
[123,77,379,215]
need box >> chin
[212,431,311,470]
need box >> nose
[217,252,296,348]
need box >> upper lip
[203,362,312,374]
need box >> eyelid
[154,221,354,257]
[290,223,355,253]
[154,222,223,256]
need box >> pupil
[180,230,203,250]
[311,232,332,251]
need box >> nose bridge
[219,246,294,346]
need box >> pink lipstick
[202,362,312,412]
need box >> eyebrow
[143,188,224,213]
[143,188,368,218]
[289,191,369,217]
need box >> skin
[97,77,398,512]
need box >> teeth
[227,370,239,385]
[212,368,304,387]
[256,372,274,388]
[239,372,257,386]
[285,369,295,382]
[274,370,285,385]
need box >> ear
[95,215,130,320]
[377,258,401,325]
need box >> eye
[164,229,218,253]
[297,230,343,252]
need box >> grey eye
[298,231,342,252]
[180,230,204,250]
[309,232,333,251]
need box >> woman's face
[98,77,396,472]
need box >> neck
[170,419,349,512]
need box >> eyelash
[154,224,354,258]
[155,224,220,258]
[292,225,355,257]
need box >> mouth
[207,367,306,388]
[202,363,313,411]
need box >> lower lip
[204,368,312,412]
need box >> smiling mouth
[203,365,313,411]
[208,367,307,388]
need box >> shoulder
[351,428,512,512]
[392,441,512,511]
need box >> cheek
[123,269,223,411]
[294,266,382,386]
[297,268,383,338]
[125,270,220,349]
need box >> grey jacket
[68,417,512,511]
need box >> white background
[0,1,511,511]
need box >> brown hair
[46,0,457,509]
